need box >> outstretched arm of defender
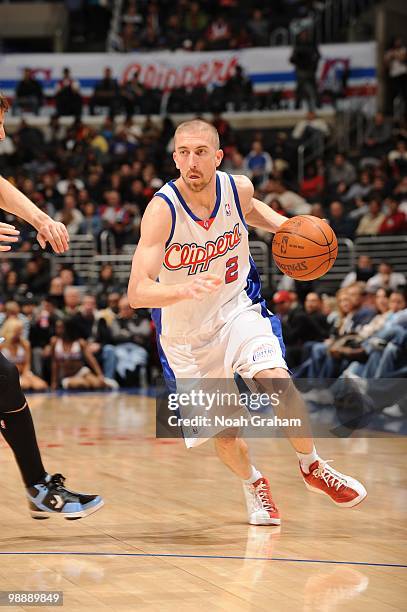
[0,176,69,253]
[233,175,288,233]
[128,197,222,309]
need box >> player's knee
[0,359,25,413]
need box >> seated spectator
[328,153,356,187]
[264,177,311,215]
[273,290,330,367]
[244,141,273,183]
[355,197,386,236]
[55,194,84,236]
[15,68,43,115]
[0,318,47,391]
[341,255,376,288]
[292,111,329,141]
[328,201,356,239]
[63,286,81,317]
[300,164,325,200]
[247,9,269,46]
[222,64,254,111]
[20,255,51,297]
[120,73,146,118]
[50,318,107,390]
[366,261,406,292]
[184,1,208,44]
[78,201,103,235]
[379,197,406,234]
[206,15,232,50]
[165,14,185,50]
[29,296,61,380]
[95,265,123,306]
[120,23,140,51]
[102,296,151,386]
[55,68,82,118]
[0,301,30,339]
[342,170,372,204]
[384,37,407,110]
[388,139,407,166]
[122,0,144,30]
[89,68,120,118]
[1,269,25,302]
[363,112,393,158]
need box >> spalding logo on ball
[272,215,338,281]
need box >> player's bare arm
[234,174,288,232]
[0,176,69,254]
[128,196,222,309]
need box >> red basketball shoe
[242,477,281,525]
[301,460,367,507]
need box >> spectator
[0,317,48,391]
[122,0,144,30]
[356,198,386,236]
[63,286,81,317]
[328,201,356,239]
[363,113,393,158]
[55,68,82,118]
[184,1,208,44]
[50,318,106,390]
[222,64,254,111]
[102,296,151,386]
[55,194,84,236]
[244,141,273,182]
[300,164,325,200]
[89,68,120,118]
[384,37,407,111]
[15,68,43,115]
[247,9,269,46]
[379,197,406,235]
[366,262,406,292]
[0,301,30,339]
[120,73,146,118]
[29,296,60,379]
[328,153,357,187]
[292,111,329,141]
[264,177,311,215]
[205,14,231,50]
[341,255,376,288]
[290,30,320,111]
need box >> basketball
[272,215,338,281]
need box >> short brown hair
[0,93,9,112]
[174,119,220,150]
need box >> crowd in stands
[1,98,407,392]
[113,0,325,53]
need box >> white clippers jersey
[152,171,263,338]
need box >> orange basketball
[272,215,338,281]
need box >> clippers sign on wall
[0,42,376,100]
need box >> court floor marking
[0,552,405,569]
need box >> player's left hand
[36,219,70,254]
[0,222,20,251]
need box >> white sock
[243,465,262,484]
[297,446,319,474]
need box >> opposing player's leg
[0,353,103,519]
[253,367,367,508]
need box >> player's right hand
[0,222,20,251]
[182,273,223,301]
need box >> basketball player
[0,94,103,519]
[128,119,366,525]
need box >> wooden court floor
[0,392,405,611]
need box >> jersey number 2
[225,256,239,284]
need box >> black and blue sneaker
[27,473,104,520]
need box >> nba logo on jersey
[225,201,232,216]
